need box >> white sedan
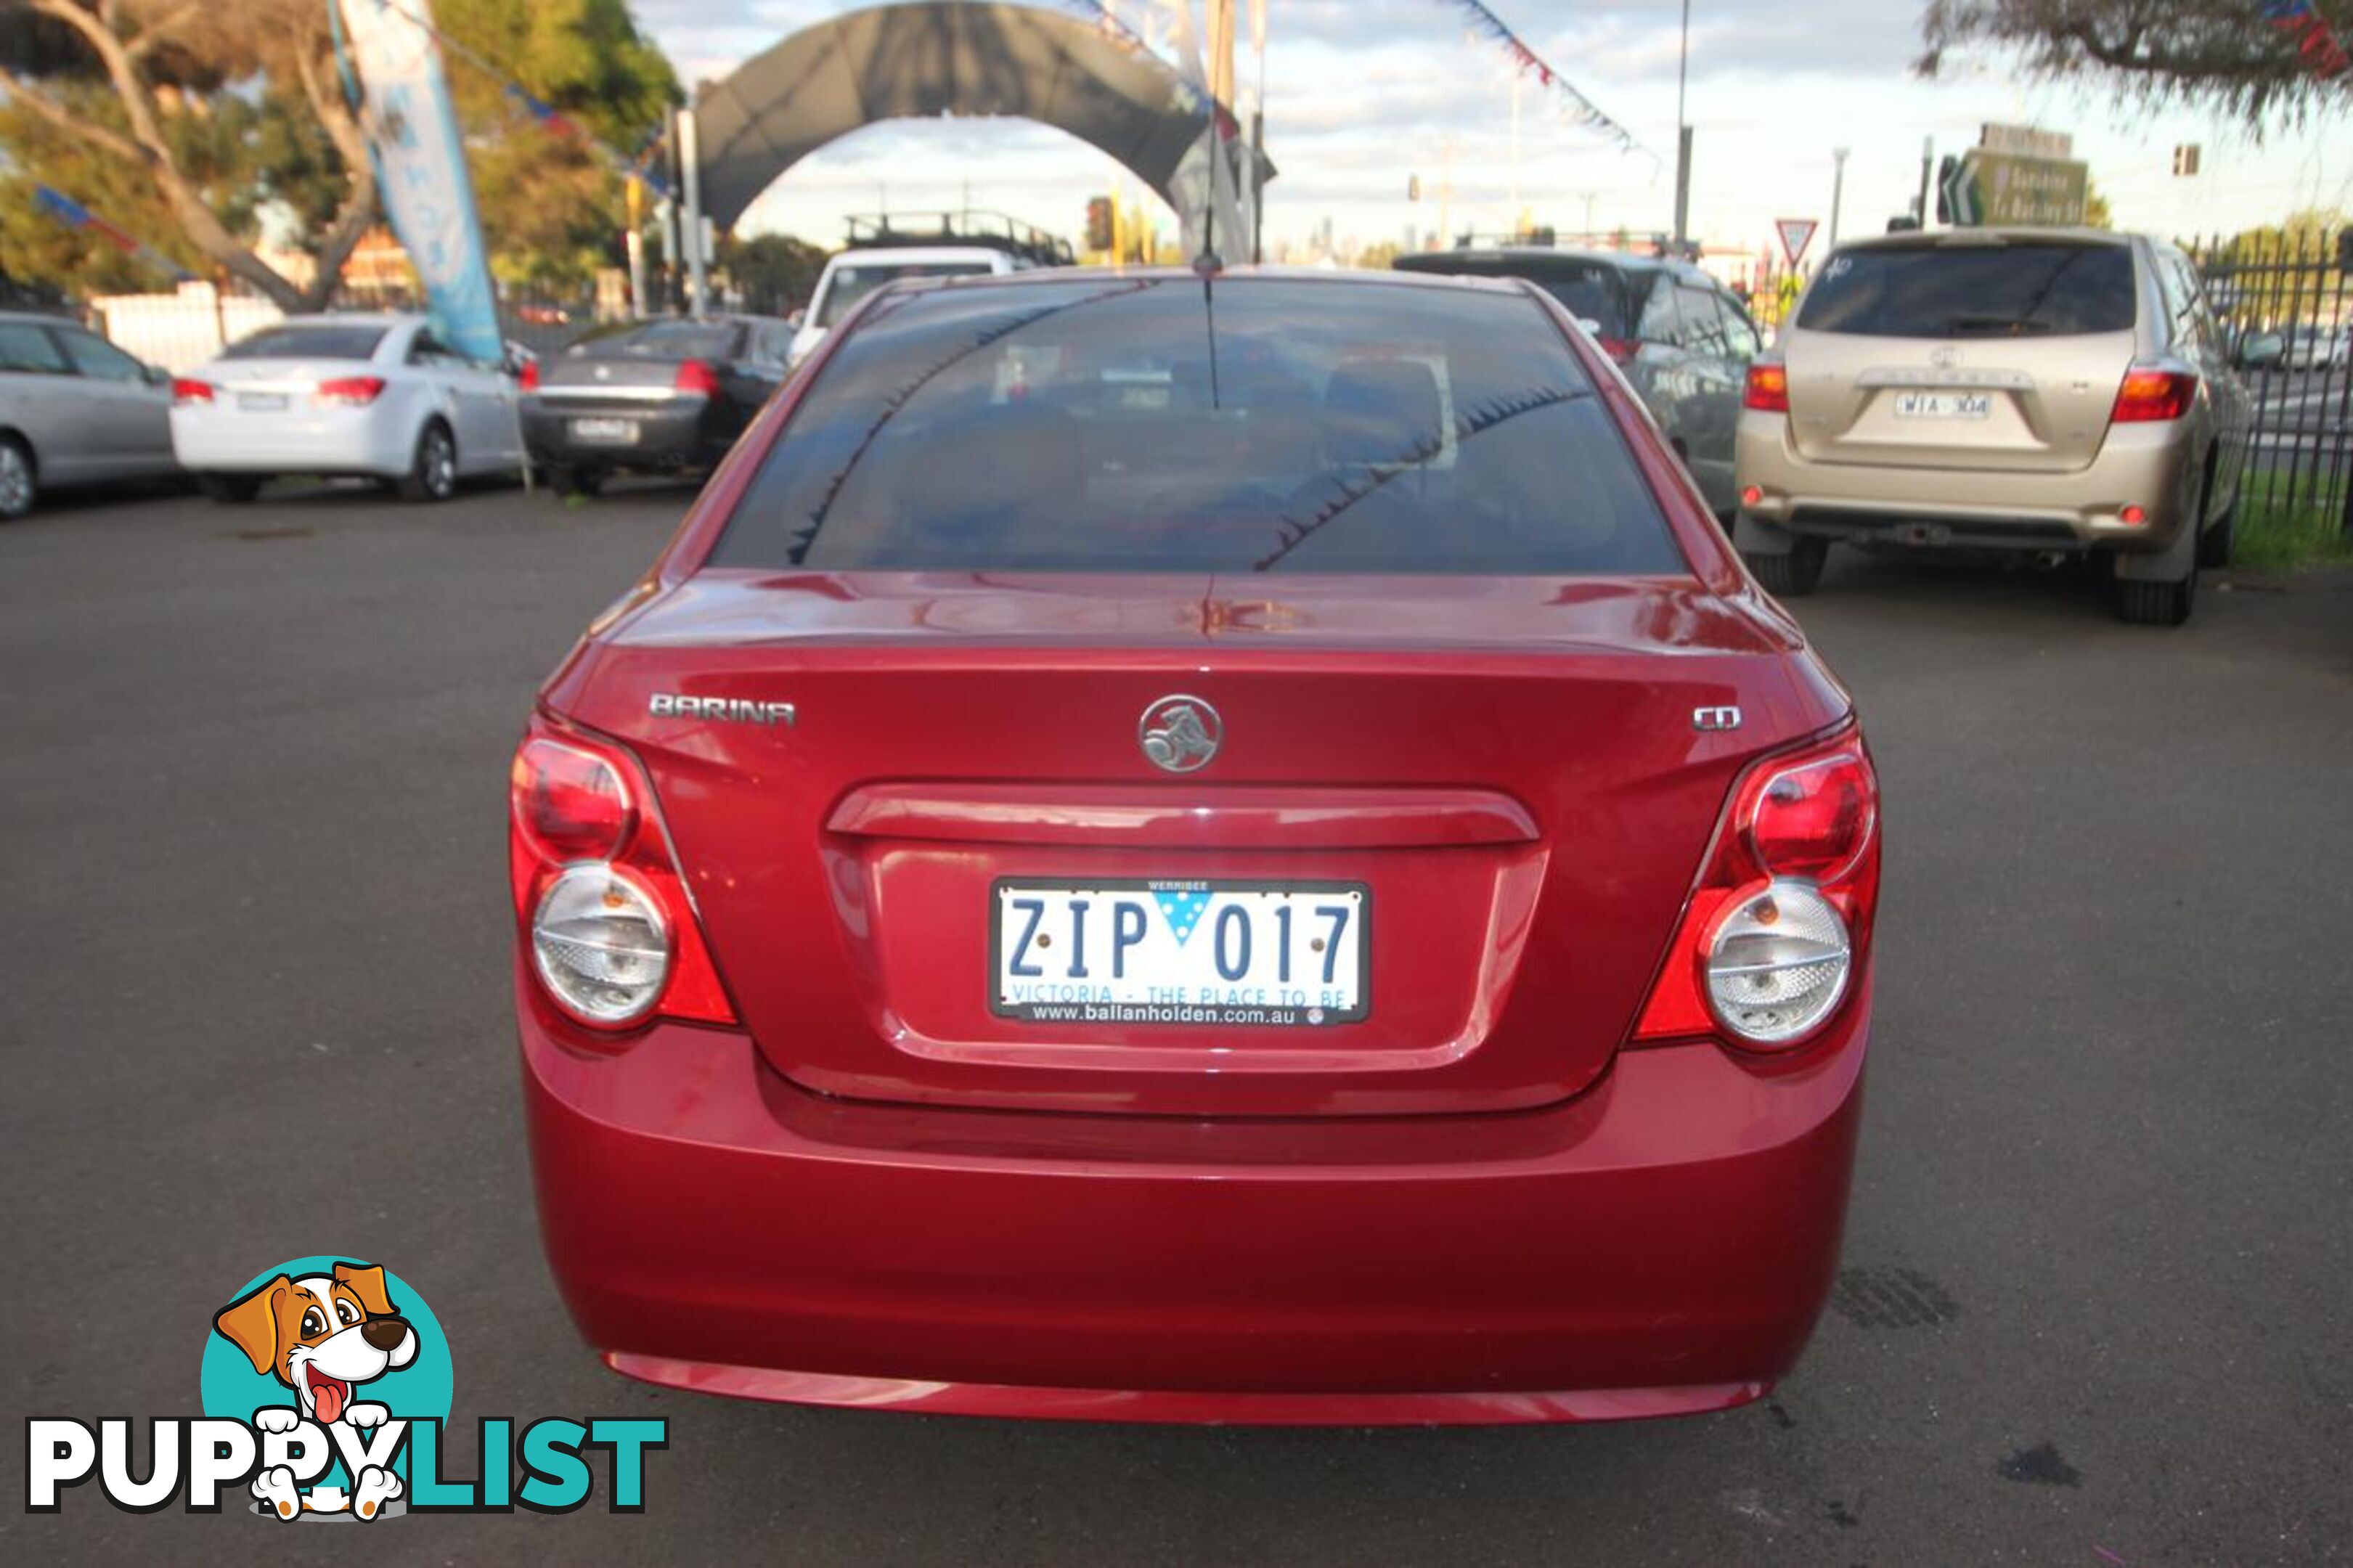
[170,314,525,502]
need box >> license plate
[570,417,640,444]
[991,880,1369,1027]
[1893,391,1991,420]
[237,392,287,412]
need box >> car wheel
[1747,536,1829,597]
[397,421,457,503]
[2118,569,2195,627]
[0,436,35,520]
[197,475,264,504]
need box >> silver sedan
[0,312,177,520]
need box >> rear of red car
[511,270,1878,1424]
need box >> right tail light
[510,720,735,1032]
[2111,367,2197,423]
[1632,726,1879,1051]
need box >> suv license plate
[570,417,640,444]
[1894,392,1991,420]
[991,880,1369,1027]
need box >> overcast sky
[631,0,2353,264]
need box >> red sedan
[511,267,1879,1424]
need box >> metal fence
[2185,232,2352,535]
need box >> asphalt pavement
[4,480,2350,1566]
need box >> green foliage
[719,233,829,314]
[2235,473,2353,573]
[1919,1,2353,131]
[2205,208,2349,323]
[439,0,682,300]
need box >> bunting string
[1440,0,1652,159]
[31,184,194,282]
[2262,1,2352,81]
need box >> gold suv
[1734,229,2250,626]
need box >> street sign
[1981,123,2073,160]
[1941,150,2088,228]
[1776,217,1819,266]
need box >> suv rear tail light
[674,359,720,396]
[1742,363,1790,413]
[510,719,735,1032]
[2112,367,2196,423]
[314,376,387,407]
[171,378,215,406]
[1632,727,1878,1051]
[1594,335,1639,367]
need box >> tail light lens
[2112,367,2196,423]
[171,378,215,406]
[314,376,387,407]
[1632,727,1879,1051]
[518,359,540,391]
[510,719,736,1032]
[1743,363,1791,413]
[674,359,720,396]
[1594,335,1639,367]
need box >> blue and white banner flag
[333,0,502,364]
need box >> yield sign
[1776,218,1819,266]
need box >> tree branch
[289,38,377,309]
[20,0,307,307]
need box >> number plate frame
[1893,391,1993,420]
[569,416,641,444]
[988,878,1372,1028]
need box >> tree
[438,0,678,301]
[1917,1,2353,130]
[2084,179,2113,229]
[2205,207,2349,323]
[719,232,828,315]
[0,1,375,308]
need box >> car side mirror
[144,362,172,387]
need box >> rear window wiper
[1941,315,2057,337]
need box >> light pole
[1672,0,1692,245]
[1829,146,1851,249]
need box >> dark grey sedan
[520,315,795,495]
[1393,248,1763,516]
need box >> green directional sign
[1941,150,2089,229]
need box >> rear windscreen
[221,324,389,360]
[1797,245,2137,337]
[816,261,996,327]
[1395,258,1631,337]
[709,277,1684,576]
[574,320,740,359]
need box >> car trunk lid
[547,571,1844,1119]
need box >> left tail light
[171,378,215,406]
[510,720,736,1032]
[1743,363,1791,413]
[1631,724,1879,1051]
[314,376,387,407]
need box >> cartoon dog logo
[213,1262,417,1519]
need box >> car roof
[825,246,1015,268]
[1830,227,2137,256]
[1398,247,1669,277]
[872,264,1536,305]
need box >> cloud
[626,0,2350,258]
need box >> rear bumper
[521,401,717,470]
[1734,409,2197,552]
[168,406,411,478]
[521,971,1871,1425]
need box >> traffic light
[1085,196,1113,253]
